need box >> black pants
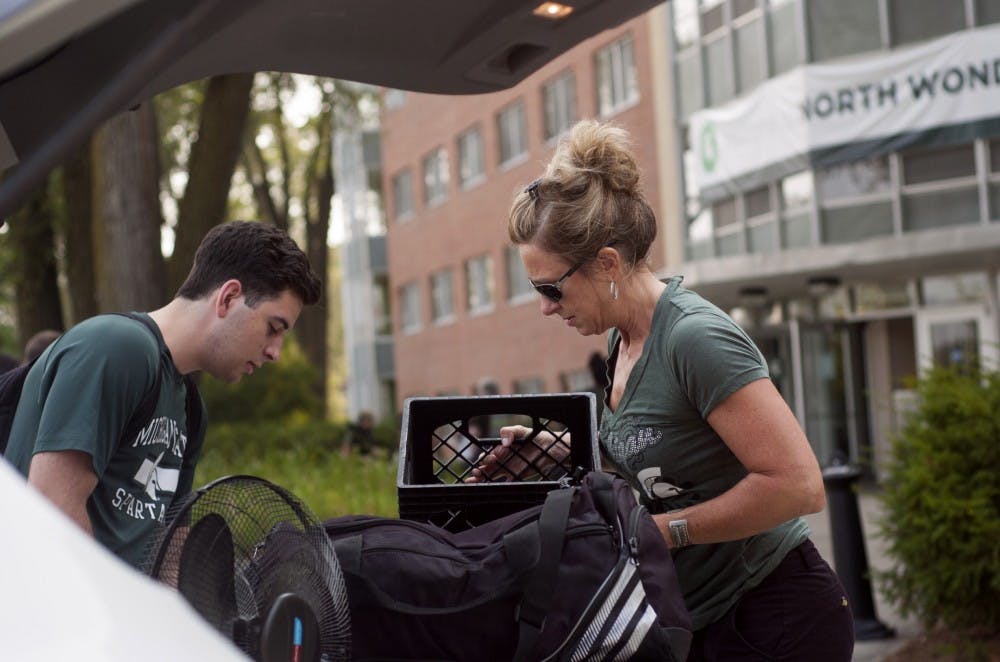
[687,539,855,661]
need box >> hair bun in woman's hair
[556,119,641,196]
[511,119,657,272]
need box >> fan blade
[178,512,239,636]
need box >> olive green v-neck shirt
[599,277,810,630]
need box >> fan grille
[147,476,350,661]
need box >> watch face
[669,519,690,548]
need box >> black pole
[822,462,895,641]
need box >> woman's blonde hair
[508,119,656,272]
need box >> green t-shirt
[599,277,809,630]
[4,313,206,568]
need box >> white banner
[689,23,1000,199]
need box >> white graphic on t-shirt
[636,467,685,501]
[605,425,664,466]
[132,416,187,458]
[133,451,180,499]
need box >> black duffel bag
[324,471,692,661]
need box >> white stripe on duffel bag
[570,563,655,661]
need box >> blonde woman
[472,120,854,660]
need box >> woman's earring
[610,280,619,301]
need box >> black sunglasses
[529,262,581,302]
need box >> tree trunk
[168,73,254,292]
[7,176,64,352]
[296,108,333,408]
[92,104,166,312]
[242,145,284,228]
[60,146,99,323]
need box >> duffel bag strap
[512,486,575,662]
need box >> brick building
[380,10,675,405]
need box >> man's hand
[27,450,97,535]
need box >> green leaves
[878,361,1000,634]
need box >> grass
[192,421,399,521]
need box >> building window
[505,245,534,301]
[430,268,455,323]
[889,0,965,46]
[712,196,741,256]
[497,101,528,166]
[464,254,495,313]
[676,51,704,118]
[781,170,815,209]
[392,169,414,221]
[457,126,485,189]
[745,185,777,254]
[977,0,1000,26]
[734,14,765,93]
[816,156,893,244]
[704,33,735,105]
[901,143,979,232]
[817,156,891,200]
[989,137,1000,221]
[821,202,894,244]
[901,144,976,186]
[374,273,392,335]
[595,34,639,117]
[807,0,882,63]
[422,147,449,206]
[921,272,988,306]
[902,189,980,232]
[399,281,421,334]
[745,185,772,217]
[732,0,757,19]
[768,0,803,76]
[780,170,814,248]
[699,0,726,36]
[542,70,577,141]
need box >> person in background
[4,221,322,568]
[342,410,376,456]
[471,120,853,660]
[24,329,61,363]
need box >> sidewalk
[803,490,922,661]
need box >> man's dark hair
[176,221,322,307]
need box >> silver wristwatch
[668,519,691,549]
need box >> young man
[3,221,322,568]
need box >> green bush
[192,339,402,521]
[198,339,323,424]
[877,362,1000,633]
[194,419,399,520]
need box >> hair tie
[524,179,541,199]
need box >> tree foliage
[0,72,358,423]
[877,361,1000,634]
[167,73,254,293]
[198,337,323,424]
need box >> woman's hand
[465,424,571,482]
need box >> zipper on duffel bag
[545,505,648,661]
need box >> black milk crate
[397,393,599,532]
